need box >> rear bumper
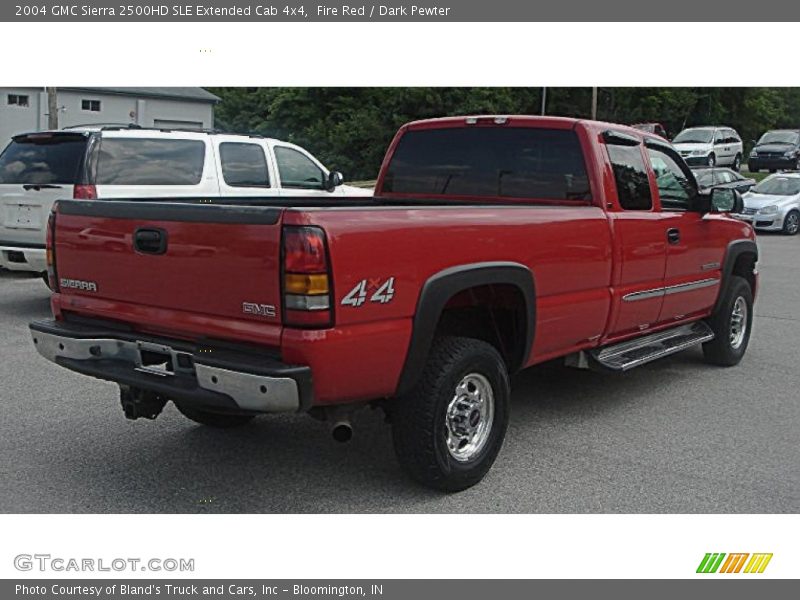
[0,245,46,273]
[29,319,313,414]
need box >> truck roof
[400,114,663,141]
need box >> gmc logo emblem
[242,302,277,318]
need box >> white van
[0,126,372,276]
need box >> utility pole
[540,87,547,116]
[591,87,598,120]
[46,87,59,129]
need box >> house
[0,87,220,144]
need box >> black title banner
[4,1,796,21]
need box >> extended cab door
[602,131,669,339]
[645,142,723,323]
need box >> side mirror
[325,171,343,192]
[710,187,743,213]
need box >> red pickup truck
[29,116,758,491]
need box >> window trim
[604,133,654,212]
[7,93,29,107]
[218,141,272,189]
[644,140,700,212]
[81,99,101,112]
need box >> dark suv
[748,129,800,172]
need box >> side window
[606,144,652,210]
[219,142,270,187]
[714,130,725,144]
[95,138,205,185]
[274,146,324,189]
[647,147,696,211]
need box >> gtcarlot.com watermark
[14,554,195,573]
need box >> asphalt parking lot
[1,233,798,514]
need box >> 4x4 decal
[341,277,396,307]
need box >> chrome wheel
[733,155,741,171]
[785,212,799,235]
[730,296,748,350]
[445,373,495,462]
[708,155,716,167]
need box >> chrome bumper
[29,320,312,413]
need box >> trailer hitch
[119,385,167,420]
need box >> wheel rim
[730,296,748,350]
[786,213,799,234]
[444,373,495,462]
[708,155,715,167]
[734,156,741,170]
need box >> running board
[588,322,715,372]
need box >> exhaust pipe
[323,404,358,442]
[331,420,353,443]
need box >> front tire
[174,402,255,428]
[782,210,800,235]
[707,154,716,167]
[391,337,510,492]
[702,276,753,366]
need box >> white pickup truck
[0,126,372,277]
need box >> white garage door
[153,119,204,130]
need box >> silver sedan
[739,173,800,235]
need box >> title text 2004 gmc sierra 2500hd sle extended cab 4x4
[29,116,758,491]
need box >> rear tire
[174,403,255,428]
[390,336,510,492]
[733,154,742,171]
[702,276,753,367]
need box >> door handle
[667,228,680,244]
[667,227,681,244]
[134,228,168,255]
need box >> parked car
[672,126,744,170]
[631,122,668,139]
[739,173,800,235]
[30,116,757,491]
[0,126,371,278]
[693,167,756,194]
[747,129,800,173]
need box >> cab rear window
[382,127,591,201]
[95,138,205,185]
[0,134,87,184]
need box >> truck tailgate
[53,200,284,341]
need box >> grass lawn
[741,168,770,182]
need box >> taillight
[46,207,59,292]
[73,184,97,199]
[282,226,332,328]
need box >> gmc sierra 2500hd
[29,116,758,491]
